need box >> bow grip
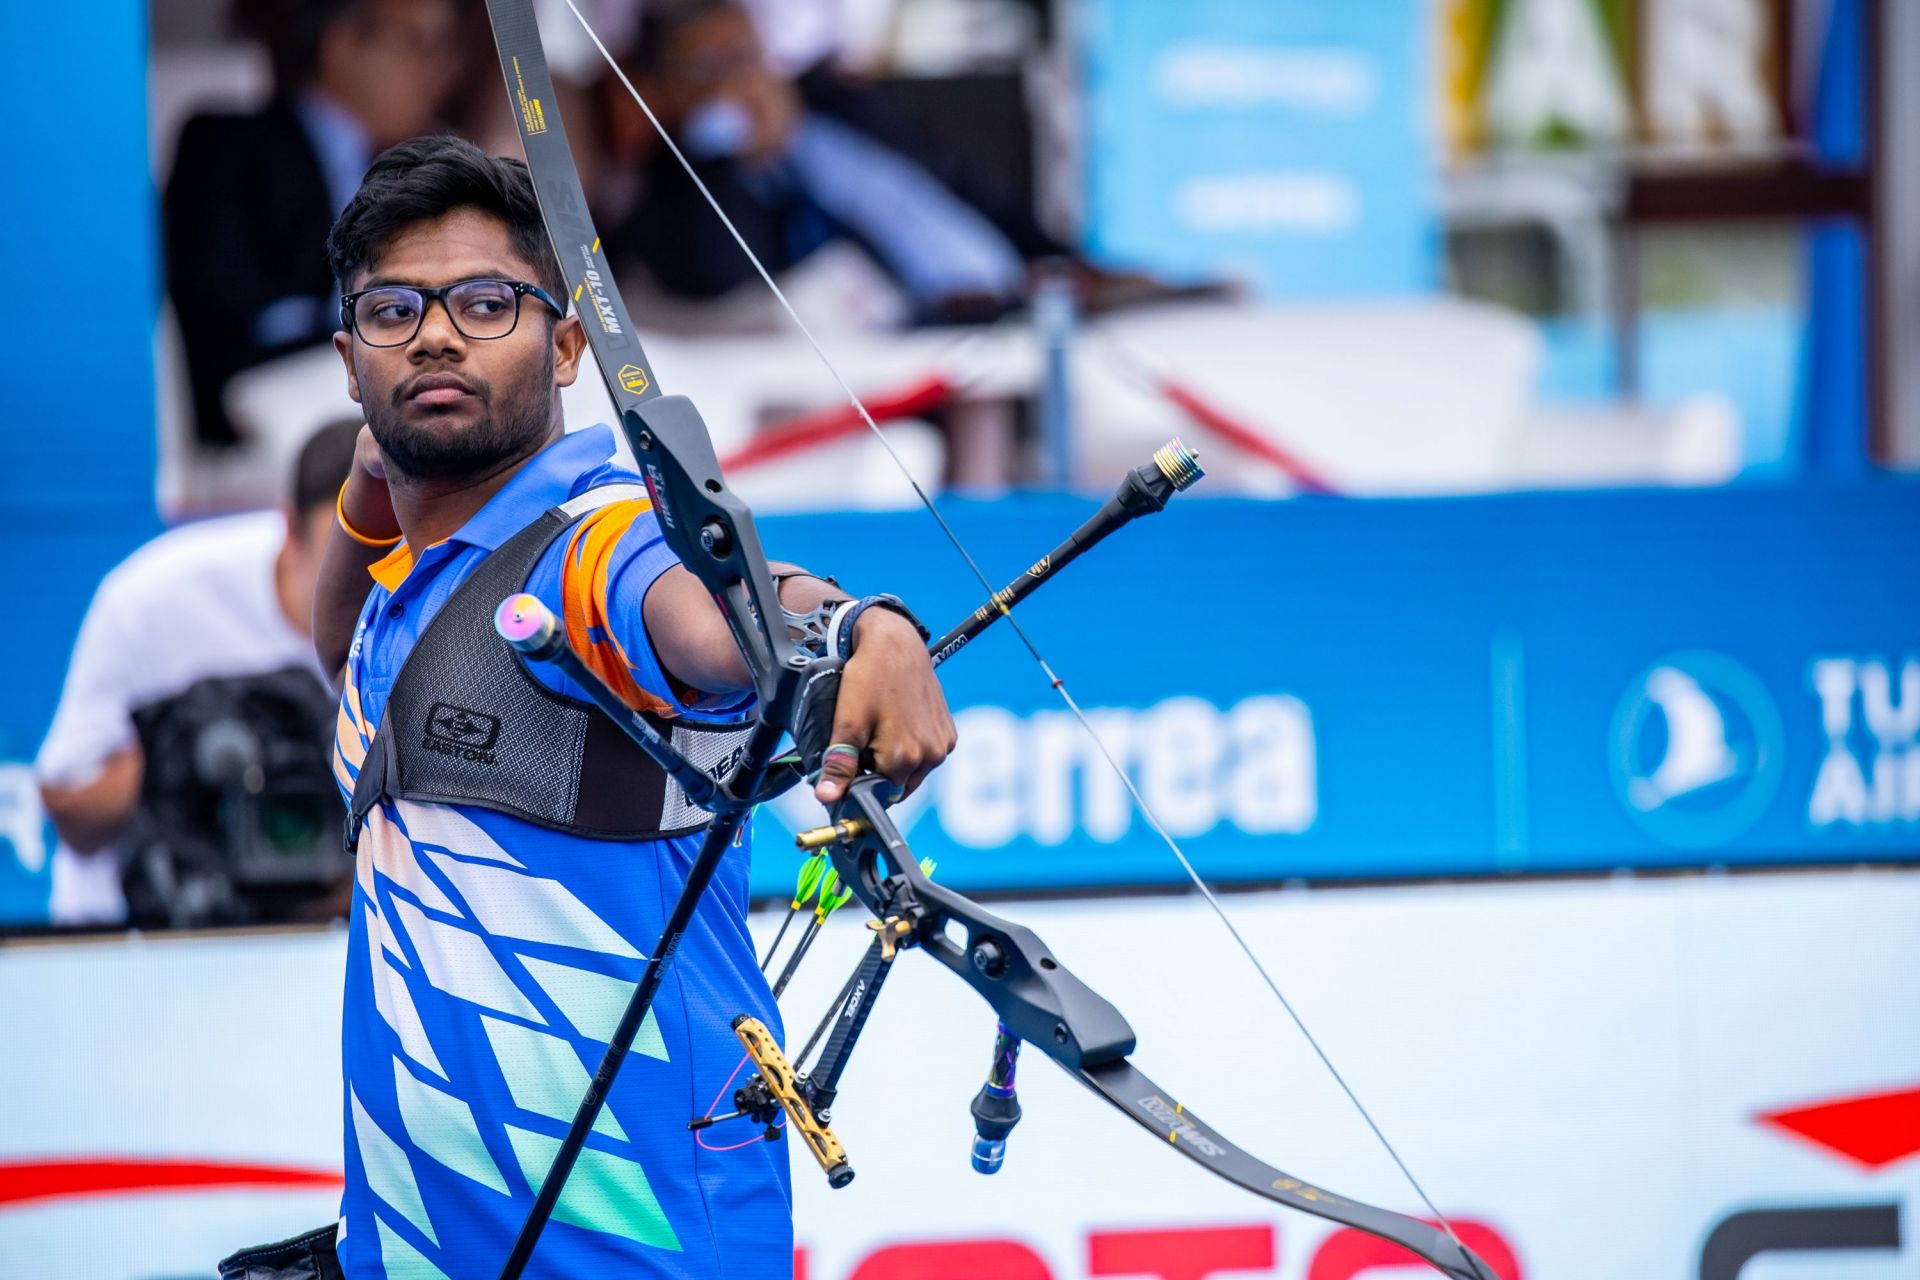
[790,658,846,780]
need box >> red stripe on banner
[1757,1084,1920,1170]
[0,1158,343,1207]
[1155,377,1339,495]
[719,373,954,471]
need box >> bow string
[480,3,1499,1278]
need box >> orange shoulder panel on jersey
[560,498,677,717]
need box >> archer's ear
[333,330,362,404]
[552,314,587,389]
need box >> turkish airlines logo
[1610,653,1784,847]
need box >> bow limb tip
[1076,1059,1497,1280]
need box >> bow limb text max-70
[477,4,1500,1279]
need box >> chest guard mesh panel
[349,487,754,844]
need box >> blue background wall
[0,5,160,919]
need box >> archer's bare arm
[315,428,399,682]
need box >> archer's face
[333,208,584,483]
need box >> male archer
[236,133,953,1280]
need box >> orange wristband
[336,480,402,548]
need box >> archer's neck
[387,428,561,549]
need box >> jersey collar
[366,425,626,591]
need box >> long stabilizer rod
[928,439,1202,667]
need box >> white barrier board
[0,870,1914,1278]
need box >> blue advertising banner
[5,481,1917,920]
[1079,0,1438,296]
[746,480,1920,896]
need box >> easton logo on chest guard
[425,702,502,763]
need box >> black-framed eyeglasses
[339,278,565,347]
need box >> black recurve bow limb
[479,2,1500,1278]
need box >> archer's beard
[366,359,555,482]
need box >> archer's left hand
[815,610,955,804]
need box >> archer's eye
[362,292,420,325]
[455,281,518,322]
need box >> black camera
[125,665,350,928]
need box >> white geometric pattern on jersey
[481,1014,627,1139]
[391,1056,509,1194]
[394,798,526,866]
[372,948,446,1079]
[357,798,703,1263]
[350,1088,438,1246]
[367,893,407,967]
[366,807,462,917]
[375,1215,451,1280]
[519,955,669,1059]
[388,896,547,1025]
[424,850,641,957]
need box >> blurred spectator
[609,0,1146,325]
[164,0,460,448]
[35,423,361,928]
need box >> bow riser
[628,396,804,709]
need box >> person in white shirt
[35,422,358,924]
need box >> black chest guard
[346,484,755,848]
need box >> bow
[478,4,1497,1278]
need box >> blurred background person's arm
[36,585,148,859]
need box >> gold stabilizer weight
[706,1014,854,1188]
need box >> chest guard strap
[347,485,754,846]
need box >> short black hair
[233,0,369,94]
[291,419,363,521]
[325,135,566,301]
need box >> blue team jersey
[329,426,790,1279]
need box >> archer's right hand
[341,425,399,544]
